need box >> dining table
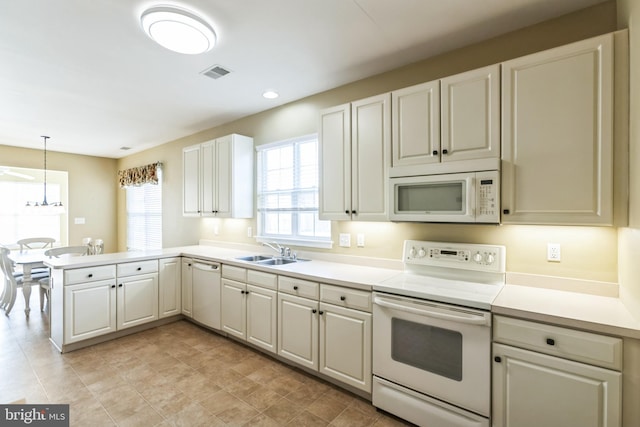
[8,249,47,315]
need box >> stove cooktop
[373,240,506,310]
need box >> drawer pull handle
[340,296,346,301]
[494,356,502,363]
[546,338,555,346]
[293,286,298,290]
[88,274,93,278]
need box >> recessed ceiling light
[262,90,279,99]
[140,5,216,55]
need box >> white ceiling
[0,0,605,158]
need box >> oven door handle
[374,297,489,326]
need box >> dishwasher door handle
[192,262,220,271]
[374,296,489,326]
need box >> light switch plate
[339,233,351,247]
[357,233,365,247]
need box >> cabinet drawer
[493,315,622,370]
[65,265,116,285]
[223,265,247,282]
[278,276,319,299]
[117,260,159,277]
[247,270,277,290]
[321,284,371,312]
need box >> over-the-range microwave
[389,170,500,223]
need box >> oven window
[397,182,464,212]
[391,318,462,381]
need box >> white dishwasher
[192,260,221,330]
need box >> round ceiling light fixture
[262,90,279,99]
[140,5,216,55]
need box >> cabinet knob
[352,210,357,215]
[118,284,123,288]
[546,338,556,346]
[319,310,324,315]
[111,284,116,288]
[494,356,502,363]
[293,286,298,290]
[312,309,317,314]
[442,149,448,154]
[503,209,510,215]
[432,150,438,155]
[340,296,346,301]
[345,210,349,215]
[137,267,142,271]
[88,273,93,278]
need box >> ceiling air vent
[201,65,231,80]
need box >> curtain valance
[118,162,161,188]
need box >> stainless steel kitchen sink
[257,258,298,265]
[236,255,273,262]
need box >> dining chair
[17,237,55,252]
[39,245,89,311]
[0,246,22,315]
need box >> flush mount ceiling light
[262,90,279,99]
[140,5,216,55]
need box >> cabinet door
[501,34,613,225]
[183,145,201,216]
[221,278,246,339]
[215,136,232,217]
[64,279,116,344]
[117,273,159,330]
[181,259,193,318]
[246,284,277,354]
[278,293,319,370]
[441,64,500,162]
[319,303,372,393]
[391,81,440,167]
[159,258,181,318]
[492,343,621,427]
[201,140,217,217]
[319,103,352,221]
[351,93,391,221]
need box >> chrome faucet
[263,241,284,256]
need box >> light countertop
[45,244,640,339]
[493,284,640,339]
[45,244,402,290]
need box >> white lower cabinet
[116,260,159,330]
[64,279,117,344]
[159,257,181,318]
[221,266,278,353]
[181,258,193,318]
[277,277,372,393]
[116,272,158,330]
[492,315,622,427]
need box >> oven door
[389,173,475,222]
[373,292,491,416]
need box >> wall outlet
[547,243,561,262]
[357,233,365,247]
[247,226,252,237]
[339,233,351,247]
[74,217,85,225]
[213,224,219,235]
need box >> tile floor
[1,284,413,426]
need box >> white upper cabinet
[390,64,500,177]
[183,134,254,218]
[501,33,615,225]
[320,93,390,221]
[391,80,440,168]
[441,64,500,163]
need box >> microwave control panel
[475,170,500,223]
[403,240,505,273]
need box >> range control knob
[473,252,483,263]
[485,253,495,264]
[417,248,426,258]
[409,247,417,258]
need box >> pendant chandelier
[24,135,65,215]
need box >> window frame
[256,134,332,249]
